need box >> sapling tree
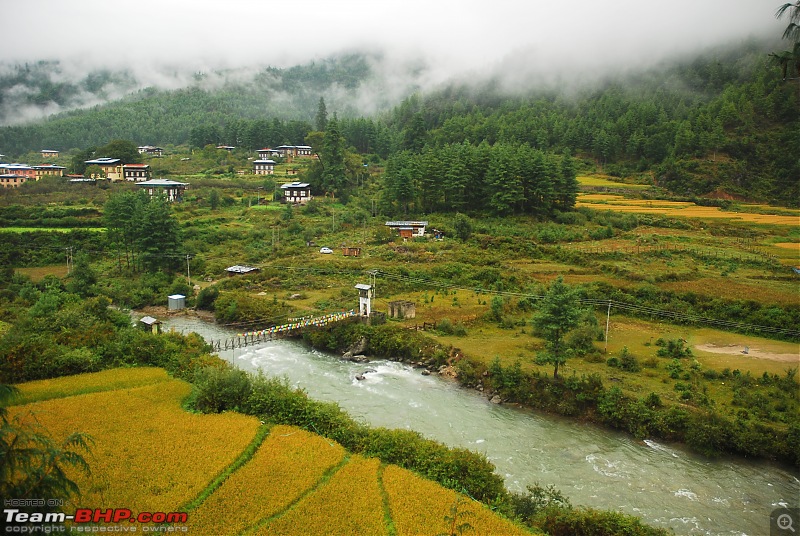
[532,276,586,379]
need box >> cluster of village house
[0,144,319,204]
[0,145,437,243]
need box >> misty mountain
[0,52,427,147]
[0,40,797,204]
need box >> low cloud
[0,0,784,123]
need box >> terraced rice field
[9,378,260,514]
[576,194,800,225]
[9,368,532,535]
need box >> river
[162,316,799,535]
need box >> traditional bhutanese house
[0,174,27,188]
[216,145,235,152]
[0,164,36,180]
[136,179,188,202]
[258,148,283,159]
[225,265,260,277]
[385,221,428,239]
[123,164,151,182]
[276,145,298,158]
[41,149,59,159]
[68,176,96,185]
[139,316,162,334]
[295,145,313,157]
[137,146,163,156]
[280,181,312,205]
[85,157,123,181]
[253,159,276,175]
[32,164,66,178]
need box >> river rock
[421,369,431,376]
[363,368,377,374]
[346,337,368,355]
[355,374,366,381]
[490,395,502,404]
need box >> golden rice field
[255,455,387,536]
[190,425,346,535]
[576,194,800,225]
[577,175,651,190]
[9,378,260,514]
[382,464,533,536]
[11,366,171,405]
[10,369,533,535]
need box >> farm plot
[190,425,346,535]
[576,195,800,225]
[255,455,387,536]
[11,366,171,404]
[9,378,260,514]
[382,464,531,536]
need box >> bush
[656,338,693,359]
[192,366,252,413]
[196,285,219,310]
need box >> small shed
[388,300,416,319]
[225,265,260,277]
[342,247,361,257]
[139,316,162,334]
[168,294,186,311]
[385,221,428,239]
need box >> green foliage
[192,366,252,413]
[104,190,181,273]
[0,385,92,508]
[453,213,473,241]
[437,497,475,536]
[532,276,587,378]
[196,285,220,311]
[655,338,693,359]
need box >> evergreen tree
[532,276,586,379]
[315,97,328,131]
[320,115,346,196]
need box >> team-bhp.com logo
[4,508,188,532]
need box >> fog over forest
[0,0,784,124]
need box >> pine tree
[315,96,328,131]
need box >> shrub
[192,366,252,413]
[656,338,693,359]
[196,285,219,310]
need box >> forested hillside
[1,39,797,204]
[385,40,799,204]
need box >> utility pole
[186,254,192,285]
[367,270,378,300]
[604,301,612,353]
[65,247,73,274]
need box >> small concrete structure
[355,284,373,317]
[139,316,162,334]
[388,300,416,319]
[168,294,186,311]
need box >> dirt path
[695,343,799,363]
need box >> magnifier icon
[778,513,796,533]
